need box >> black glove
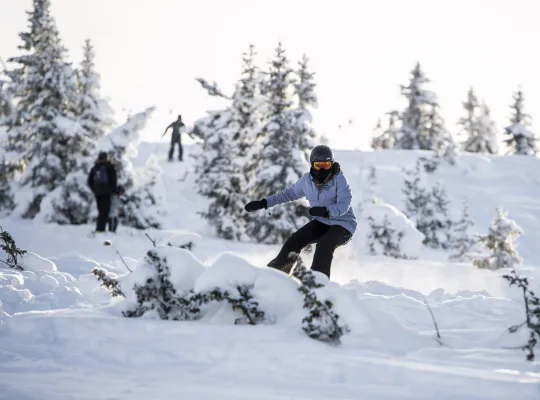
[244,199,268,212]
[309,206,329,218]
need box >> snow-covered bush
[473,208,523,270]
[101,247,267,324]
[291,256,350,344]
[367,216,407,259]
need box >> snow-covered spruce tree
[402,160,430,218]
[448,201,476,261]
[372,111,399,150]
[473,208,523,270]
[100,107,164,230]
[417,182,453,249]
[39,39,115,225]
[75,38,113,142]
[291,255,350,344]
[292,54,317,162]
[459,88,499,154]
[458,88,480,149]
[504,88,538,156]
[0,159,15,214]
[3,0,91,219]
[502,269,540,362]
[394,63,440,150]
[366,215,409,258]
[402,161,452,249]
[246,42,310,244]
[195,45,264,241]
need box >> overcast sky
[1,0,539,150]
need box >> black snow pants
[169,135,183,161]
[95,194,112,232]
[267,220,352,278]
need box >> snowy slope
[0,143,539,400]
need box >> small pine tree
[460,89,499,154]
[502,269,540,361]
[402,162,452,249]
[366,216,408,258]
[504,88,538,156]
[291,256,350,344]
[448,201,476,261]
[473,208,523,270]
[0,225,27,270]
[418,182,453,249]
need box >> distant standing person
[87,152,117,233]
[162,114,193,162]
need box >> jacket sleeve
[326,173,352,217]
[265,176,306,208]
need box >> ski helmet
[310,145,334,164]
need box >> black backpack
[92,164,112,194]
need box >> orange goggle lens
[313,161,332,170]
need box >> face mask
[310,166,332,184]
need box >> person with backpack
[244,145,356,279]
[108,185,125,233]
[162,114,194,162]
[87,152,118,233]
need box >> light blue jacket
[265,171,357,235]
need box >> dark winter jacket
[265,163,357,235]
[165,120,185,141]
[87,160,117,196]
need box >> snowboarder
[244,145,356,279]
[108,185,125,233]
[87,152,117,233]
[162,114,194,162]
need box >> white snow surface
[0,143,539,399]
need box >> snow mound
[355,201,424,259]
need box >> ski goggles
[312,161,333,170]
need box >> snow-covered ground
[1,143,539,400]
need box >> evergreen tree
[448,201,476,261]
[366,215,408,258]
[458,88,480,147]
[246,43,309,244]
[402,161,453,249]
[76,38,113,141]
[39,38,114,225]
[195,44,265,241]
[3,0,89,218]
[372,111,399,150]
[459,88,499,154]
[504,88,538,155]
[292,54,317,162]
[473,208,523,270]
[394,63,440,150]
